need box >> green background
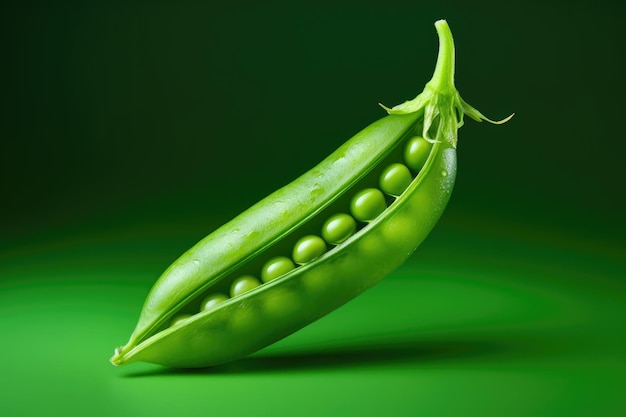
[1,1,624,416]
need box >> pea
[382,213,419,248]
[170,314,192,327]
[404,136,431,172]
[379,163,413,196]
[350,188,387,222]
[229,305,259,333]
[111,19,513,369]
[293,235,327,264]
[200,293,229,312]
[301,263,334,294]
[261,256,296,283]
[321,213,356,244]
[263,289,299,319]
[230,275,261,297]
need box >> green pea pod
[110,19,512,368]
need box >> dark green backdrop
[1,1,624,416]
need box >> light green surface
[1,208,623,416]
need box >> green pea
[200,293,229,312]
[404,136,431,172]
[263,289,300,319]
[292,235,327,264]
[230,275,261,297]
[170,314,192,327]
[350,188,387,222]
[301,264,333,294]
[321,213,357,244]
[382,213,420,249]
[379,163,413,196]
[229,305,259,333]
[110,20,513,369]
[261,256,296,283]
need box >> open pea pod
[111,19,511,368]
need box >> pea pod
[110,20,512,368]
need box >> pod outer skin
[110,19,508,367]
[112,110,423,362]
[112,120,455,368]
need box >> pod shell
[113,112,422,361]
[113,119,456,367]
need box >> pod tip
[110,347,123,366]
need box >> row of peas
[169,135,432,327]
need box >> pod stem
[381,19,513,132]
[429,19,456,94]
[379,19,459,115]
